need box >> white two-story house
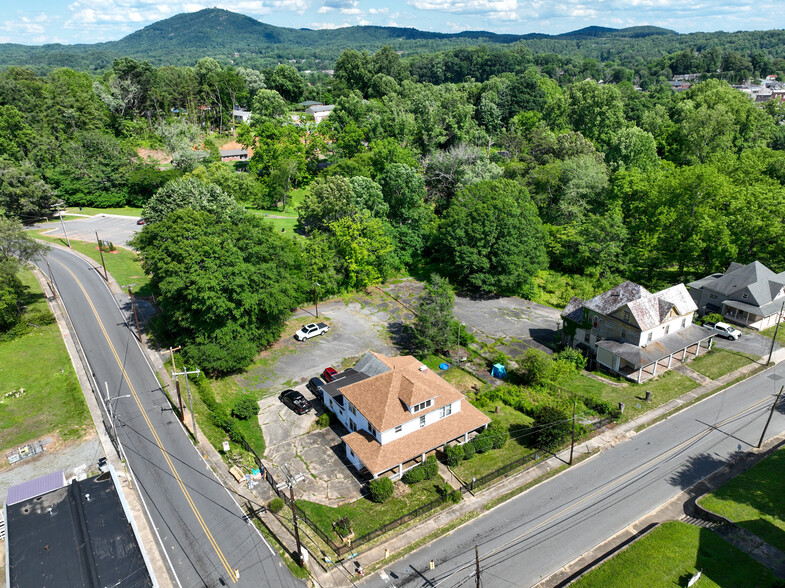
[562,281,715,383]
[318,353,490,479]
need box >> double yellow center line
[55,259,237,584]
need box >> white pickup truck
[294,322,330,341]
[702,321,742,340]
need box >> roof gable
[340,354,462,431]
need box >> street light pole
[104,381,131,442]
[58,208,71,248]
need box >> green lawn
[699,448,785,553]
[36,232,152,296]
[573,521,778,587]
[690,349,758,380]
[761,323,785,348]
[560,370,699,423]
[65,206,143,217]
[297,476,445,541]
[421,355,484,393]
[451,404,536,482]
[0,270,91,453]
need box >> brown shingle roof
[340,355,463,431]
[343,403,490,475]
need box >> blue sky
[0,0,779,45]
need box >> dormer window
[742,293,748,300]
[623,310,630,322]
[412,399,433,413]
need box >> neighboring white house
[305,104,335,124]
[232,108,251,124]
[318,353,490,479]
[562,282,715,383]
[688,261,785,330]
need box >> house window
[419,415,426,428]
[623,310,630,322]
[368,423,377,436]
[664,324,670,335]
[620,328,627,340]
[681,318,686,329]
[413,399,433,413]
[593,316,599,329]
[348,448,353,457]
[349,420,357,432]
[583,330,590,343]
[348,402,356,416]
[742,293,749,300]
[647,332,653,344]
[394,425,402,434]
[439,405,452,418]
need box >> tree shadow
[528,327,560,352]
[387,320,415,354]
[667,452,734,490]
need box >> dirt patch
[393,480,410,499]
[136,148,170,165]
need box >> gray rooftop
[597,324,714,368]
[321,368,368,401]
[354,352,392,378]
[6,470,153,588]
[305,104,335,114]
[689,261,785,312]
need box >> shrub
[521,348,553,385]
[486,420,509,449]
[450,489,463,503]
[462,439,476,460]
[403,464,426,484]
[531,405,572,450]
[231,396,260,420]
[423,455,439,479]
[369,477,394,503]
[555,347,587,371]
[316,412,331,428]
[473,431,493,454]
[334,516,352,537]
[697,313,722,325]
[269,497,284,514]
[445,443,464,466]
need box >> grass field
[699,448,785,553]
[65,206,142,217]
[0,270,91,454]
[690,349,758,380]
[421,355,484,393]
[573,521,777,587]
[36,232,152,296]
[451,404,536,481]
[761,323,785,347]
[560,370,699,423]
[297,476,446,541]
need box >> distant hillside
[2,7,782,74]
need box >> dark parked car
[136,218,147,225]
[321,367,337,383]
[280,389,311,415]
[306,377,324,395]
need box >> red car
[136,218,147,225]
[321,367,337,383]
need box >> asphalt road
[37,245,303,588]
[38,214,142,247]
[367,362,785,588]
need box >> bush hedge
[231,396,260,420]
[403,455,439,484]
[445,443,464,466]
[269,497,284,514]
[369,477,394,503]
[462,439,476,460]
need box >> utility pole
[757,385,784,449]
[58,208,71,248]
[126,287,141,341]
[280,466,306,566]
[767,302,785,365]
[169,347,184,422]
[569,399,577,465]
[314,282,320,318]
[475,545,481,588]
[458,322,465,363]
[172,366,200,442]
[95,231,108,281]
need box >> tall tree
[413,274,456,357]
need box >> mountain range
[0,9,678,71]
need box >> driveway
[259,385,363,506]
[36,214,142,248]
[711,328,778,358]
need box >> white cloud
[368,7,389,13]
[409,0,517,14]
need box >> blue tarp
[491,363,507,379]
[439,363,450,370]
